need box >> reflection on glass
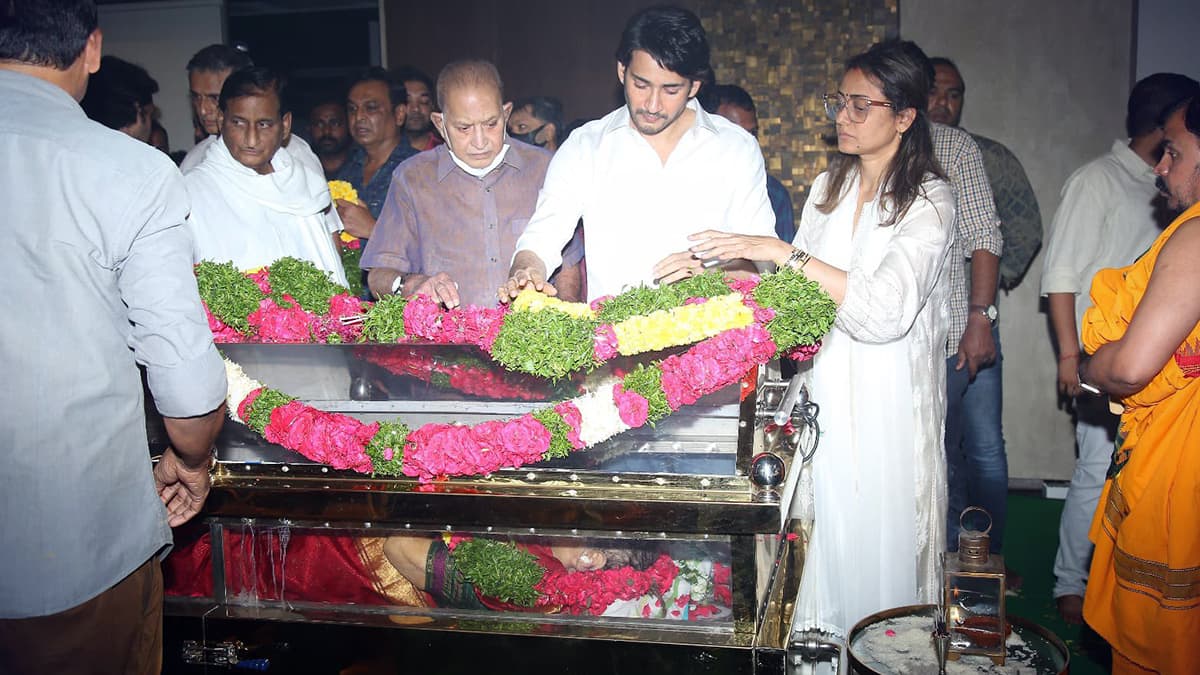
[207,343,743,476]
[165,524,734,623]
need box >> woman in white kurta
[690,40,955,638]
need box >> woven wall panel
[696,0,898,209]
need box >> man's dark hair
[308,93,345,115]
[0,0,97,69]
[928,56,962,85]
[1127,72,1200,138]
[1188,97,1200,138]
[615,5,711,84]
[348,66,407,110]
[699,83,755,115]
[392,64,434,94]
[186,43,252,75]
[102,55,157,103]
[80,56,158,130]
[513,96,564,134]
[218,66,288,114]
[1161,95,1200,137]
[817,39,945,228]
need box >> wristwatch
[970,303,998,324]
[390,273,405,295]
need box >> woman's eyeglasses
[823,92,894,123]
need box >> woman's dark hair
[0,0,97,70]
[816,40,944,227]
[615,5,711,84]
[601,542,659,571]
[218,66,288,115]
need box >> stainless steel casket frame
[157,342,818,674]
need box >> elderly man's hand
[410,272,463,308]
[154,446,212,527]
[336,199,375,239]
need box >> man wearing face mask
[362,59,582,307]
[508,96,564,151]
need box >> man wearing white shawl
[185,67,348,287]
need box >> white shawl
[185,137,348,287]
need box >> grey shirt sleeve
[118,166,226,418]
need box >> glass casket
[155,341,817,674]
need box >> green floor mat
[1001,493,1111,674]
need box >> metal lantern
[942,507,1007,665]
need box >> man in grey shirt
[0,2,227,671]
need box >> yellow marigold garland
[511,289,597,320]
[328,180,360,204]
[611,293,755,356]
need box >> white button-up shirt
[1040,140,1164,333]
[515,99,776,300]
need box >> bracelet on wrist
[782,247,811,271]
[1058,353,1080,362]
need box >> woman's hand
[687,230,794,266]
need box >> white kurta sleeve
[835,181,957,343]
[513,133,592,273]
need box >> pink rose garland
[402,414,552,481]
[262,401,377,473]
[659,325,778,410]
[612,384,650,427]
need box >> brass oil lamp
[942,507,1007,665]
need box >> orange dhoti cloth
[1081,201,1200,674]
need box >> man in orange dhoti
[1078,96,1200,674]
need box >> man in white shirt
[180,44,322,177]
[1041,72,1198,624]
[501,5,774,302]
[185,66,348,286]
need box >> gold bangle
[783,247,811,270]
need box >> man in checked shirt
[926,75,1009,583]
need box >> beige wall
[382,0,690,124]
[98,0,227,154]
[901,0,1135,480]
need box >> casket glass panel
[215,342,744,477]
[201,522,736,627]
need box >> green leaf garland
[489,308,598,380]
[752,267,838,351]
[621,364,672,423]
[244,388,295,434]
[452,539,544,607]
[530,408,576,460]
[265,257,345,313]
[361,293,410,342]
[595,271,728,324]
[196,261,265,334]
[364,421,409,476]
